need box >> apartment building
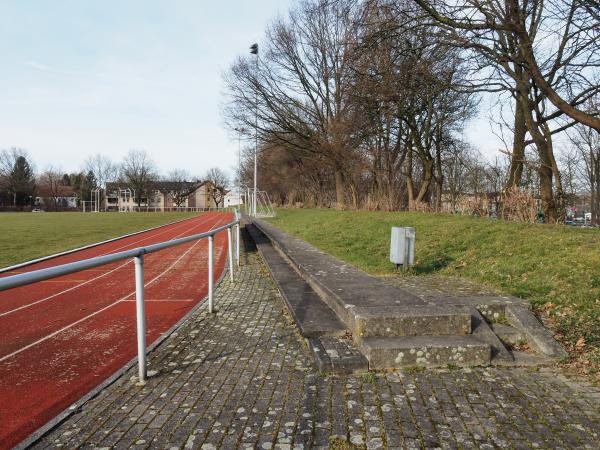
[104,181,221,211]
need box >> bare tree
[164,169,196,207]
[204,167,229,208]
[413,0,600,131]
[224,0,362,209]
[413,0,600,222]
[120,150,157,207]
[221,0,596,221]
[38,167,70,209]
[569,122,600,224]
[84,154,118,188]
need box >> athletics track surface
[0,212,231,449]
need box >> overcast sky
[0,0,503,180]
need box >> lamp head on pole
[250,43,258,55]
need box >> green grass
[0,212,200,268]
[268,208,600,377]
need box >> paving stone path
[33,232,600,449]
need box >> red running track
[0,212,232,449]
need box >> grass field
[268,208,600,379]
[0,212,200,269]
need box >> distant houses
[104,180,225,212]
[35,185,78,209]
[224,191,244,208]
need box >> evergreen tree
[9,156,35,206]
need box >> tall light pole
[250,43,259,217]
[234,127,245,212]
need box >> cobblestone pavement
[33,233,600,450]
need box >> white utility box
[390,227,415,270]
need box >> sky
[0,0,503,180]
[0,0,295,178]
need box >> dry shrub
[364,194,380,211]
[501,186,537,223]
[454,195,490,216]
[415,202,433,213]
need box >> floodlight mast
[250,43,259,217]
[234,127,246,213]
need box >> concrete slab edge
[307,338,369,375]
[251,220,355,328]
[505,305,568,360]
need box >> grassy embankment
[268,208,600,379]
[0,212,199,268]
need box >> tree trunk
[507,90,527,189]
[415,158,434,206]
[544,126,565,223]
[334,168,344,210]
[593,149,600,225]
[595,175,600,225]
[517,85,558,223]
[591,188,597,225]
[435,175,443,212]
[434,142,443,212]
[350,183,359,210]
[406,149,415,211]
[593,153,600,225]
[538,163,556,223]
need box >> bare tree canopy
[223,0,599,223]
[164,169,197,207]
[412,0,600,132]
[568,119,600,224]
[120,150,157,207]
[204,167,229,207]
[224,0,362,208]
[84,154,118,189]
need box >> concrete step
[352,306,471,339]
[490,323,524,346]
[470,309,514,361]
[309,336,369,374]
[360,335,491,369]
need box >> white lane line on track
[0,260,132,318]
[0,214,218,318]
[93,213,211,256]
[121,299,195,302]
[0,215,229,363]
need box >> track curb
[0,214,201,274]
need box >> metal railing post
[208,235,214,313]
[227,227,234,282]
[134,255,147,384]
[236,224,240,267]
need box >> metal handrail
[0,210,241,383]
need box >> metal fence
[119,206,238,213]
[0,210,241,383]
